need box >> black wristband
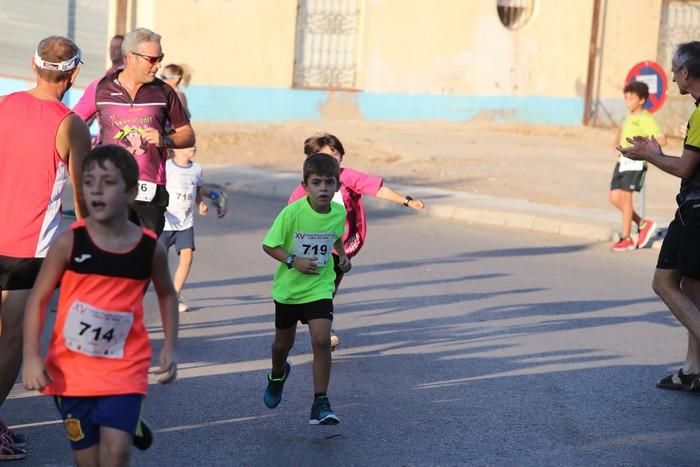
[403,196,413,207]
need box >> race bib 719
[293,232,336,267]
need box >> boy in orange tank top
[22,145,178,467]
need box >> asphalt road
[5,192,698,466]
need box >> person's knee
[99,441,130,467]
[0,298,27,339]
[311,333,331,350]
[620,191,633,208]
[272,337,294,353]
[178,249,193,266]
[652,271,678,298]
[1,314,23,339]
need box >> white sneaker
[177,295,190,313]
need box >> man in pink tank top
[0,35,91,460]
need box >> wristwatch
[403,196,414,207]
[284,254,296,269]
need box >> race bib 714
[63,300,134,359]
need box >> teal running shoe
[309,396,340,425]
[264,362,291,409]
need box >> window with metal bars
[292,0,360,90]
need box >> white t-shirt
[163,159,203,231]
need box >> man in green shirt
[262,153,350,425]
[620,41,700,391]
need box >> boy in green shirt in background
[262,153,351,425]
[609,81,667,252]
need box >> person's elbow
[677,161,698,179]
[183,126,196,147]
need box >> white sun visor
[33,50,82,72]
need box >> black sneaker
[0,421,26,449]
[309,396,340,425]
[133,419,153,451]
[0,437,26,460]
[264,362,291,409]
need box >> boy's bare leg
[619,190,642,237]
[173,248,193,294]
[98,426,132,467]
[0,290,31,405]
[271,327,296,375]
[608,189,622,211]
[72,445,99,467]
[308,319,332,394]
[653,270,700,372]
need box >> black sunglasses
[132,52,164,65]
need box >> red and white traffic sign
[625,61,668,113]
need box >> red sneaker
[637,219,658,249]
[611,237,636,252]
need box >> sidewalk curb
[205,165,667,244]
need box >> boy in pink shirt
[288,133,425,348]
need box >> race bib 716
[135,180,157,202]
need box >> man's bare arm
[56,114,91,218]
[170,124,195,148]
[618,136,700,179]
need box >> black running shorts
[274,299,333,329]
[610,162,646,192]
[129,185,169,236]
[657,202,700,279]
[0,255,43,291]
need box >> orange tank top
[43,220,157,396]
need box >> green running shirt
[263,197,345,304]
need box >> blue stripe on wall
[0,77,585,125]
[0,77,88,108]
[0,78,31,95]
[186,86,585,125]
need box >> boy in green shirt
[262,153,351,425]
[609,81,667,251]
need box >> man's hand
[337,255,352,273]
[22,354,52,391]
[142,128,164,147]
[617,135,663,161]
[293,257,318,274]
[152,347,177,384]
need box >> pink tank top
[0,92,71,258]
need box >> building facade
[0,0,695,130]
